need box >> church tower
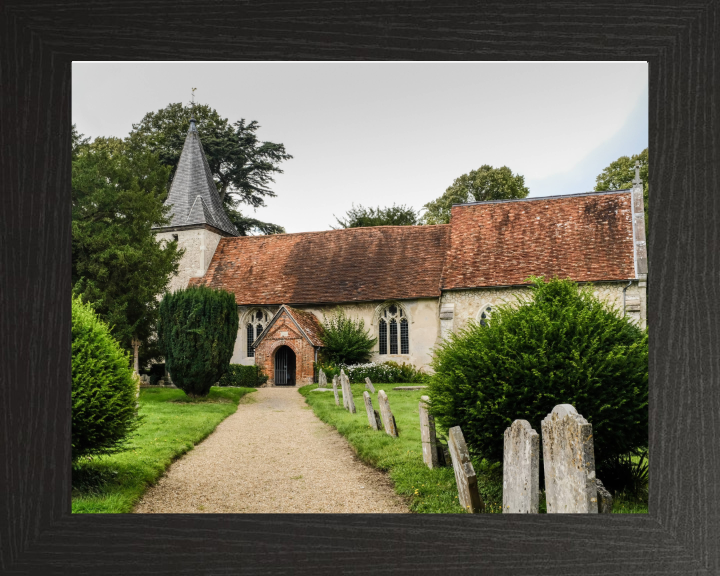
[153,117,238,292]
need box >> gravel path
[133,387,409,513]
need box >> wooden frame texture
[1,1,718,574]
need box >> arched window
[245,308,271,358]
[477,304,493,327]
[377,303,409,355]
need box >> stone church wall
[156,227,223,293]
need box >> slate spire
[157,117,239,236]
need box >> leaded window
[478,305,493,327]
[246,323,255,357]
[378,303,409,355]
[379,319,387,355]
[245,308,271,358]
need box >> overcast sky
[72,62,648,234]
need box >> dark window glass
[379,319,387,354]
[390,319,398,354]
[246,323,254,357]
[400,318,409,354]
[256,324,263,340]
[256,310,263,321]
[389,304,397,316]
[480,306,492,327]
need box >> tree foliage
[130,102,292,235]
[319,309,378,365]
[421,165,530,225]
[594,148,648,231]
[427,277,648,472]
[332,203,418,228]
[72,133,183,355]
[158,286,239,398]
[72,295,140,462]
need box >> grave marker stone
[541,404,598,513]
[318,369,327,388]
[596,479,613,514]
[502,420,539,513]
[419,396,439,469]
[340,370,356,414]
[365,377,375,393]
[332,377,340,406]
[363,391,382,430]
[377,390,398,437]
[447,426,484,513]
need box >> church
[153,119,648,386]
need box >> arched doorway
[274,345,296,386]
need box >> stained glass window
[379,319,387,354]
[400,318,409,354]
[389,319,398,354]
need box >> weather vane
[191,87,197,106]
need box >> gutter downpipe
[622,280,633,317]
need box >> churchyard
[71,387,255,513]
[302,375,648,514]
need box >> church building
[154,119,648,386]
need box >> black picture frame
[2,2,718,573]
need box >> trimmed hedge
[428,277,648,470]
[71,295,140,462]
[218,364,269,387]
[158,286,238,398]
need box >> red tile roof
[284,306,324,347]
[189,225,451,305]
[441,191,636,289]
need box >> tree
[72,136,184,356]
[594,148,648,231]
[428,277,648,473]
[332,203,418,229]
[72,295,140,462]
[158,286,239,398]
[130,102,292,235]
[319,309,377,365]
[421,165,530,225]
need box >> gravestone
[340,370,356,414]
[447,426,484,513]
[363,391,382,430]
[541,404,598,513]
[365,377,375,393]
[502,420,539,513]
[377,390,398,437]
[332,378,340,406]
[419,396,439,469]
[596,479,613,514]
[318,369,327,388]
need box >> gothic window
[478,305,493,327]
[378,303,409,355]
[379,319,388,355]
[245,308,271,358]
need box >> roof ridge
[453,189,631,208]
[220,224,451,240]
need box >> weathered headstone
[365,377,375,393]
[363,391,382,430]
[419,396,439,469]
[447,426,484,513]
[332,377,340,406]
[502,420,539,513]
[541,404,598,513]
[318,369,327,388]
[340,370,356,414]
[377,390,398,437]
[596,479,613,514]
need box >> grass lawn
[301,382,648,514]
[72,386,255,513]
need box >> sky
[72,62,648,234]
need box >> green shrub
[71,295,140,462]
[158,286,239,398]
[319,309,377,365]
[599,448,649,500]
[315,360,427,384]
[428,277,648,471]
[218,364,269,387]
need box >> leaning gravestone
[448,426,485,513]
[419,396,439,469]
[541,404,598,513]
[365,377,375,393]
[363,391,382,430]
[596,479,613,514]
[341,370,356,414]
[377,390,398,437]
[503,420,539,513]
[332,378,340,406]
[318,369,327,388]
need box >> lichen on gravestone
[318,369,327,388]
[377,390,398,437]
[596,479,613,513]
[340,370,356,414]
[332,378,340,406]
[541,404,598,513]
[363,391,380,431]
[502,420,539,513]
[447,426,484,513]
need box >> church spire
[155,116,239,237]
